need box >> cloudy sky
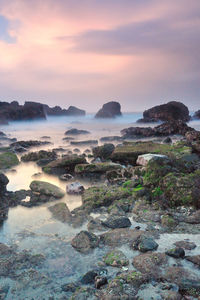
[0,0,199,112]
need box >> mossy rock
[21,150,56,162]
[0,152,19,169]
[103,250,129,267]
[42,155,86,175]
[30,180,65,198]
[75,162,122,174]
[160,170,200,208]
[82,185,133,209]
[111,141,192,165]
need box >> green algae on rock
[103,250,129,267]
[75,162,122,175]
[30,180,65,198]
[21,150,57,162]
[0,152,19,169]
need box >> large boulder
[65,106,85,116]
[42,155,87,175]
[43,104,85,116]
[142,101,190,122]
[95,101,122,118]
[92,143,115,160]
[30,180,65,198]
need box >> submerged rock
[71,230,100,253]
[65,128,90,135]
[95,101,122,118]
[48,202,72,223]
[71,140,98,146]
[30,180,65,198]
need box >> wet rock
[103,250,129,267]
[185,255,200,267]
[133,252,167,278]
[21,150,57,162]
[179,279,200,297]
[0,173,9,195]
[0,152,19,169]
[75,162,122,176]
[133,235,158,252]
[95,101,122,118]
[100,228,144,247]
[95,276,108,289]
[165,247,185,258]
[136,153,169,167]
[161,215,178,229]
[185,210,200,224]
[142,101,190,123]
[87,218,106,232]
[62,137,75,141]
[30,180,65,198]
[163,136,172,144]
[102,216,131,229]
[42,154,86,175]
[81,270,98,284]
[71,140,98,146]
[65,128,90,135]
[164,266,199,288]
[66,182,85,195]
[48,203,72,223]
[61,282,79,292]
[92,143,115,160]
[71,230,100,253]
[10,140,51,150]
[73,148,80,153]
[174,240,196,250]
[59,173,73,181]
[100,136,123,142]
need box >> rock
[0,152,19,169]
[193,110,200,120]
[81,270,98,284]
[95,101,122,118]
[179,279,200,297]
[161,215,178,229]
[43,103,85,116]
[0,101,46,122]
[21,150,57,162]
[100,228,144,247]
[82,185,133,210]
[100,136,123,142]
[42,155,87,175]
[174,240,196,250]
[10,140,51,151]
[164,266,198,285]
[87,218,106,232]
[0,173,9,195]
[59,174,73,181]
[75,162,122,175]
[103,250,129,267]
[133,235,159,252]
[65,106,85,116]
[136,153,169,167]
[121,120,193,139]
[133,252,167,278]
[71,230,100,253]
[142,101,190,122]
[95,276,108,289]
[165,247,185,258]
[30,181,65,198]
[65,128,90,135]
[61,282,79,293]
[48,203,72,223]
[92,143,115,160]
[66,182,85,195]
[163,136,172,144]
[102,216,131,229]
[73,148,81,153]
[185,210,200,224]
[71,140,98,146]
[185,255,200,267]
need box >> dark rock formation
[193,110,200,120]
[141,101,190,123]
[43,104,85,116]
[121,120,193,138]
[95,101,122,118]
[65,128,90,135]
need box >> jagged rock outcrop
[95,101,122,118]
[140,101,190,123]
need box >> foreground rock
[75,162,122,176]
[21,150,57,162]
[141,101,190,123]
[71,231,99,253]
[102,216,131,229]
[100,228,144,246]
[48,203,72,223]
[30,181,65,198]
[92,143,115,160]
[136,153,169,166]
[42,155,86,175]
[95,101,122,118]
[103,250,129,267]
[0,152,19,169]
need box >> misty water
[1,113,200,299]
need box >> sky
[0,0,199,112]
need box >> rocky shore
[0,102,200,299]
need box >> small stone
[59,174,73,181]
[95,276,107,289]
[66,182,84,195]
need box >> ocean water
[0,113,200,299]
